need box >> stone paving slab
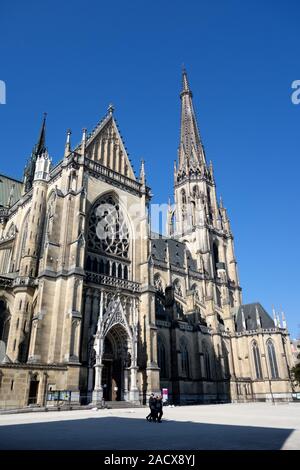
[0,403,299,450]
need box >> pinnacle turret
[36,113,47,153]
[64,129,72,158]
[23,113,48,193]
[139,159,146,185]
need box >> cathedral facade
[0,71,294,408]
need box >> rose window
[87,195,129,259]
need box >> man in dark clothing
[150,395,158,422]
[146,393,155,422]
[156,395,163,423]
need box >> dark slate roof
[0,174,23,208]
[235,303,275,332]
[150,234,197,270]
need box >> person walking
[146,393,155,422]
[156,395,163,423]
[151,395,158,422]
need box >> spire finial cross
[108,103,114,115]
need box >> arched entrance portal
[101,326,132,401]
[92,295,139,404]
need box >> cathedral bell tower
[173,68,211,240]
[172,69,242,326]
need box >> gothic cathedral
[0,71,294,408]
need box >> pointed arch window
[124,265,128,280]
[181,189,187,222]
[157,336,167,378]
[207,188,213,223]
[191,186,199,226]
[192,185,199,200]
[111,262,116,277]
[17,211,30,268]
[86,194,130,281]
[99,259,104,273]
[105,261,109,275]
[40,191,56,258]
[213,241,219,277]
[0,299,10,360]
[267,339,279,379]
[222,341,230,379]
[92,258,98,273]
[191,283,200,302]
[215,286,222,307]
[118,264,122,278]
[154,274,164,294]
[180,338,190,378]
[229,290,235,307]
[70,320,77,357]
[173,278,183,297]
[203,342,212,380]
[191,200,196,226]
[252,341,263,379]
[94,140,99,160]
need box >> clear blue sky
[0,0,299,338]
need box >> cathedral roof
[76,106,137,181]
[235,303,275,332]
[0,173,23,208]
[150,234,197,270]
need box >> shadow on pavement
[0,416,294,450]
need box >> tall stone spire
[178,68,206,178]
[34,113,47,156]
[23,113,47,193]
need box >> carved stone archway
[92,294,139,404]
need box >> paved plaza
[0,403,299,450]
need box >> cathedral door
[101,329,128,401]
[102,358,122,401]
[111,358,122,401]
[94,300,135,403]
[102,361,112,401]
[28,376,39,405]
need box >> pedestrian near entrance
[151,395,158,422]
[146,393,155,422]
[156,395,163,423]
